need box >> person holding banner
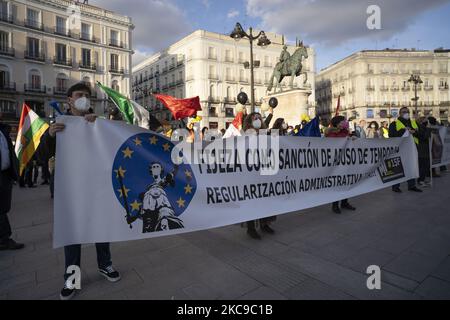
[42,83,121,300]
[417,117,432,187]
[0,117,24,250]
[388,107,422,193]
[324,116,357,214]
[242,110,275,239]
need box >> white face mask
[252,119,262,129]
[371,125,376,128]
[282,123,288,130]
[402,113,410,120]
[74,97,91,112]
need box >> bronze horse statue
[267,45,308,93]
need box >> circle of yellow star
[176,197,186,208]
[133,137,142,146]
[130,200,141,212]
[149,136,158,145]
[122,147,134,159]
[184,184,193,194]
[114,166,126,179]
[117,186,130,198]
[184,170,192,179]
[162,143,171,152]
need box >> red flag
[154,94,202,120]
[335,95,341,116]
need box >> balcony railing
[109,39,124,48]
[81,33,98,43]
[109,66,124,74]
[177,60,184,67]
[401,86,411,91]
[169,64,175,70]
[0,46,15,57]
[24,51,45,62]
[24,84,46,93]
[366,85,375,91]
[424,85,434,91]
[79,61,97,71]
[0,14,13,23]
[176,79,183,85]
[380,85,389,91]
[208,74,219,80]
[225,77,236,83]
[53,57,72,67]
[391,85,399,91]
[162,67,168,74]
[224,58,234,63]
[0,82,16,92]
[239,78,249,83]
[53,87,67,96]
[207,55,217,60]
[439,85,449,90]
[168,82,176,88]
[54,27,71,37]
[24,19,44,30]
[224,98,237,104]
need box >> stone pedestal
[265,88,312,127]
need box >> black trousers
[332,199,349,208]
[418,157,430,182]
[393,179,415,189]
[64,243,112,280]
[247,217,275,230]
[0,171,13,240]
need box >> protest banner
[54,116,419,247]
[431,126,450,168]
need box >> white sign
[53,117,419,248]
[431,126,450,168]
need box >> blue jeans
[64,243,112,280]
[393,179,415,190]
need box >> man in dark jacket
[388,107,422,193]
[41,82,121,300]
[0,114,25,250]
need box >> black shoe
[332,205,341,214]
[392,187,402,193]
[0,239,25,250]
[261,224,275,234]
[247,228,261,240]
[98,265,121,282]
[408,186,423,193]
[60,281,76,300]
[41,181,49,185]
[341,202,356,211]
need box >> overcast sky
[92,0,450,70]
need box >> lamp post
[408,74,423,117]
[230,22,271,113]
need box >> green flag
[97,82,149,128]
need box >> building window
[55,43,67,62]
[112,80,119,92]
[26,8,40,27]
[110,54,119,71]
[0,64,10,86]
[0,100,15,117]
[81,23,91,41]
[56,16,67,35]
[56,73,68,92]
[110,30,119,46]
[27,37,40,57]
[29,69,41,89]
[82,48,91,66]
[0,31,9,52]
[0,1,8,17]
[209,122,218,129]
[366,109,374,118]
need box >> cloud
[92,0,192,58]
[246,0,450,46]
[227,9,240,19]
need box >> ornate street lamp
[230,22,271,113]
[408,74,423,116]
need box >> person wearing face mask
[40,82,121,300]
[366,121,380,139]
[325,116,357,214]
[380,121,389,139]
[388,107,422,193]
[242,110,275,239]
[271,118,288,136]
[416,117,432,187]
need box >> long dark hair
[243,112,266,131]
[272,118,286,135]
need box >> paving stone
[238,286,288,300]
[380,270,420,292]
[384,251,447,282]
[340,247,396,273]
[283,278,356,300]
[431,255,450,282]
[415,277,450,300]
[0,272,36,295]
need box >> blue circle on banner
[111,132,196,233]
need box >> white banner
[54,117,419,248]
[431,126,450,168]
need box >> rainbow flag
[14,104,49,175]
